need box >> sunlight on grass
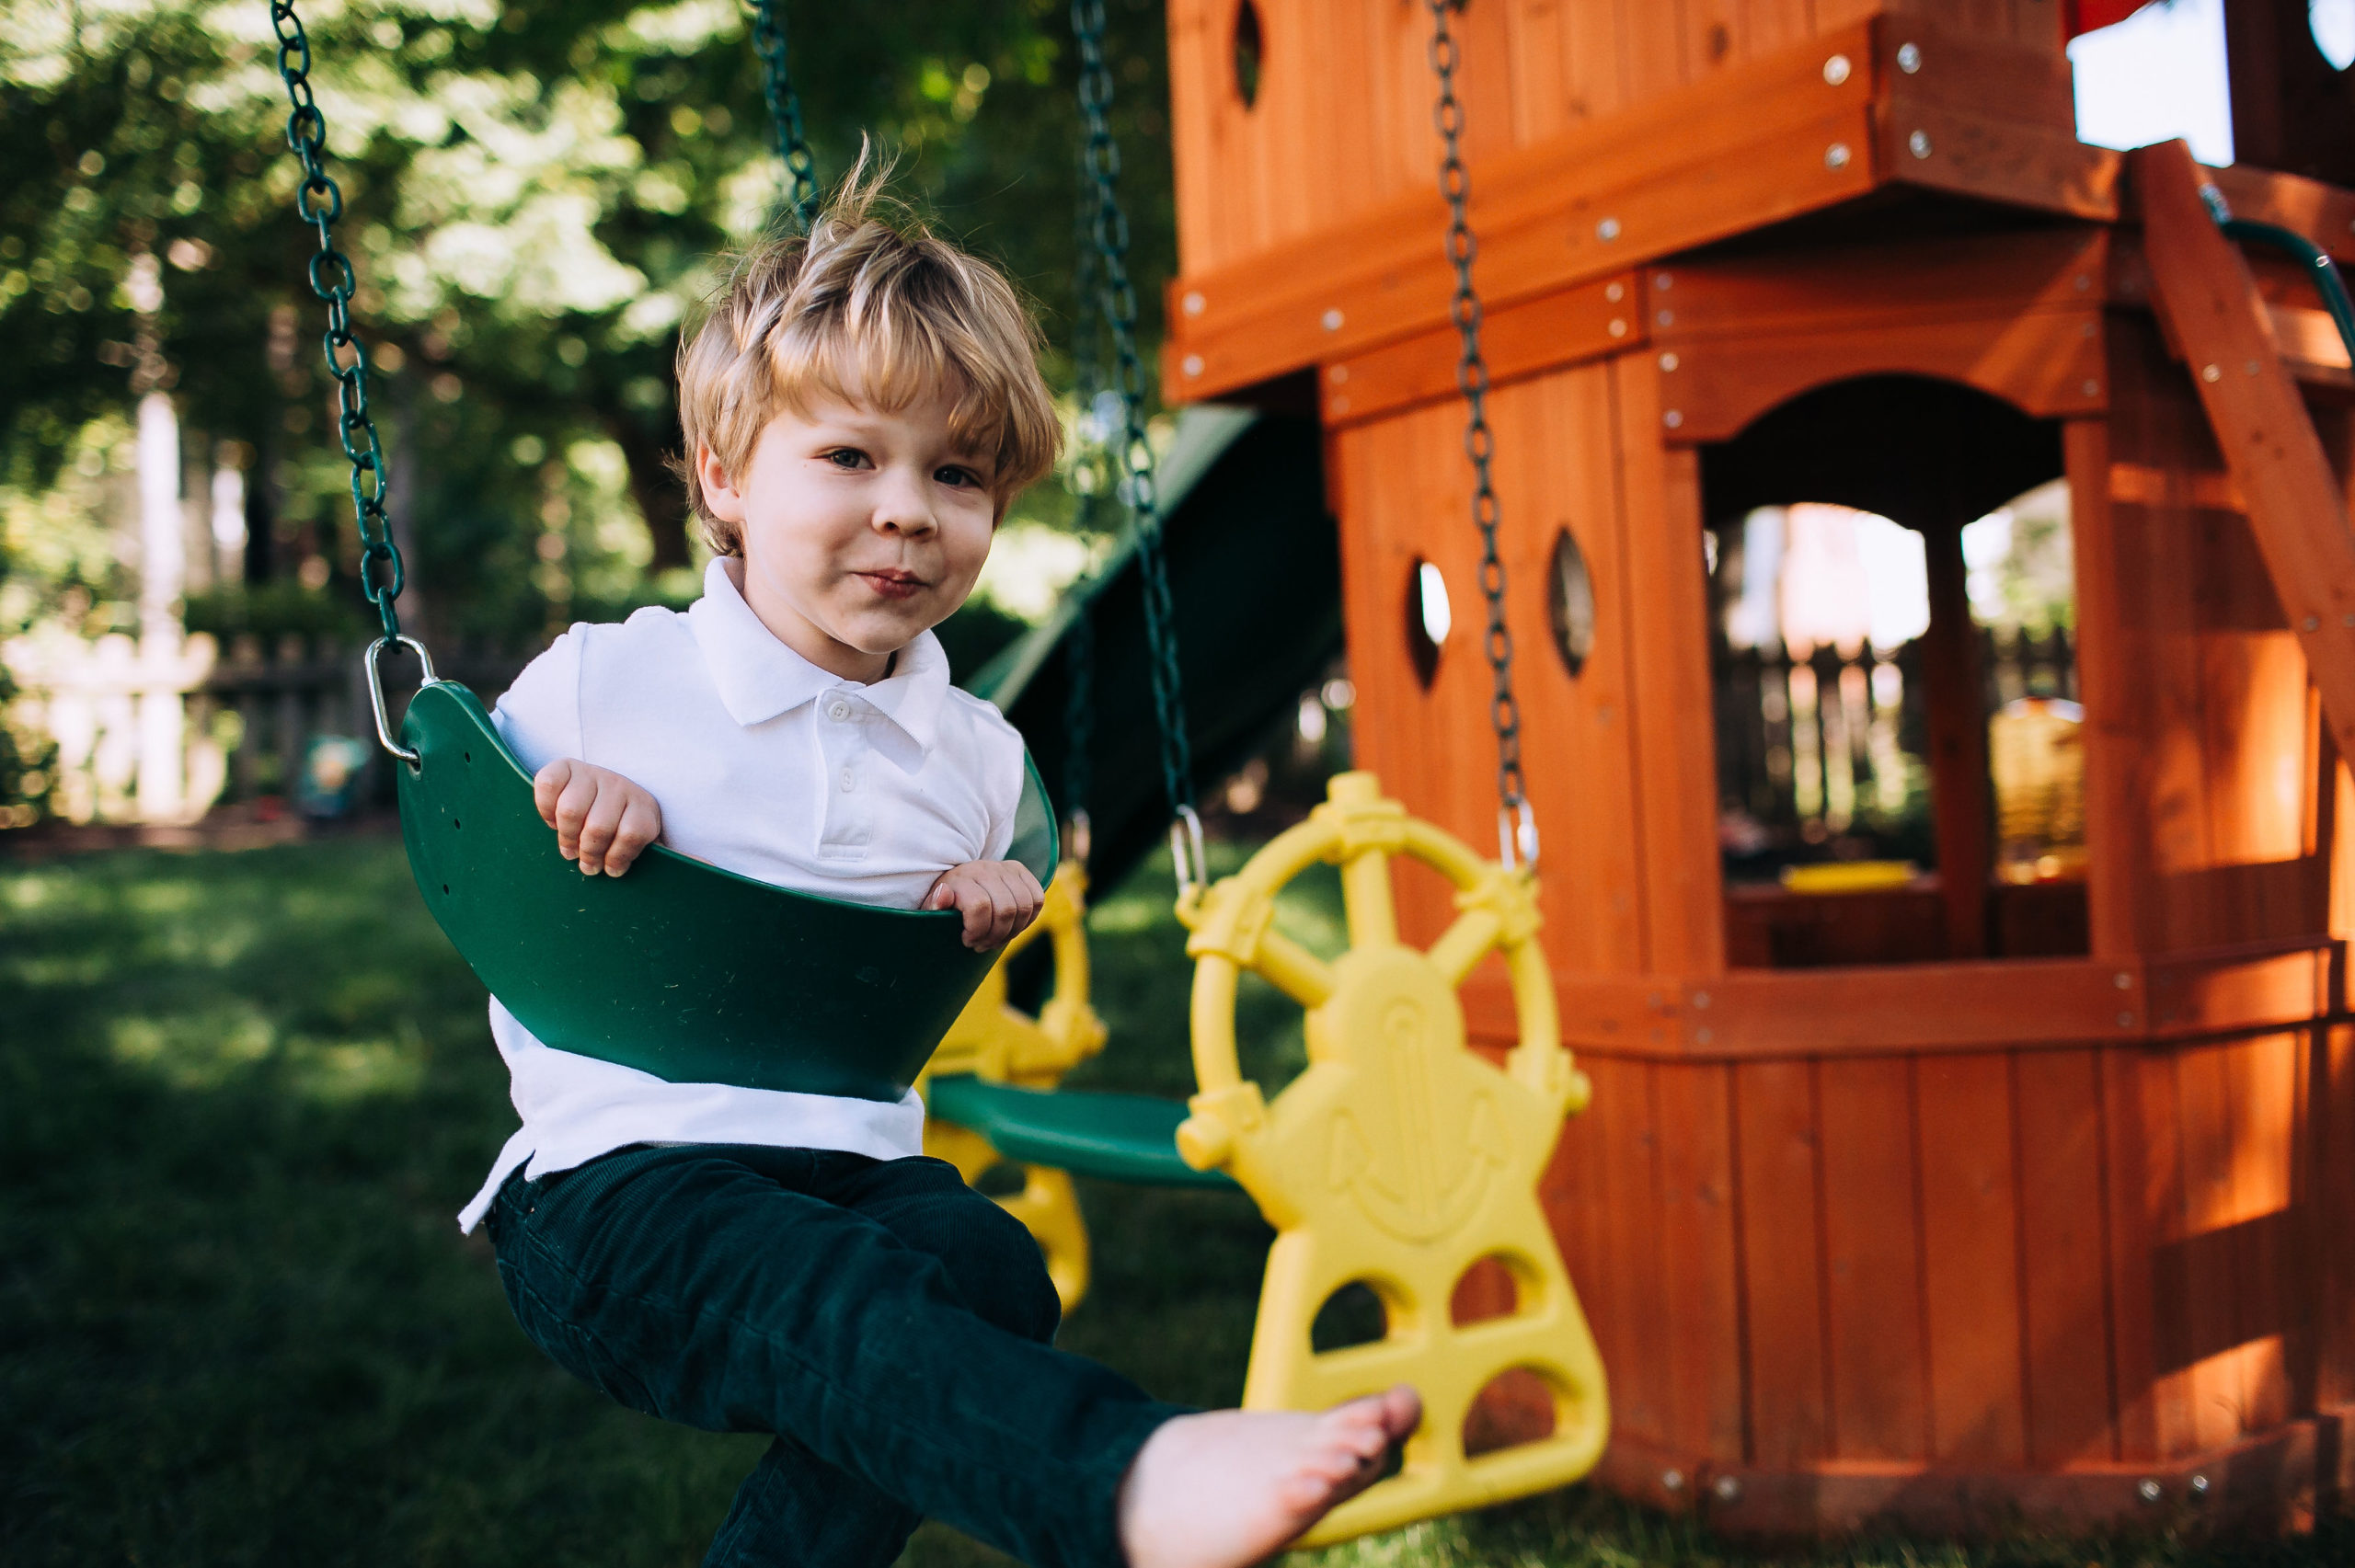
[5,837,2344,1568]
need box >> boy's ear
[697,443,747,523]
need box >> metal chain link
[1426,0,1534,870]
[1071,0,1198,854]
[751,0,820,230]
[1060,155,1107,844]
[270,0,404,644]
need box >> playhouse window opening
[1232,0,1264,109]
[1700,374,2077,967]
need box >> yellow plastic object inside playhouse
[1175,771,1610,1548]
[922,860,1108,1310]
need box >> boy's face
[697,382,996,683]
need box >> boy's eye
[934,465,982,488]
[825,448,870,470]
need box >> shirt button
[839,767,856,793]
[826,701,851,721]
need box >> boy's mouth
[856,568,926,601]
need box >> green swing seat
[396,680,1057,1101]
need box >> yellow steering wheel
[923,858,1107,1310]
[1174,770,1608,1548]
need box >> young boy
[457,172,1419,1568]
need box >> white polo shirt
[456,557,1027,1232]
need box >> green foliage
[6,836,2348,1567]
[2,0,1172,640]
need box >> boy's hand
[533,759,663,876]
[923,860,1044,951]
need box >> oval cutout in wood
[1233,0,1264,109]
[1547,527,1596,677]
[1407,557,1451,690]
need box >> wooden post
[1921,522,1990,958]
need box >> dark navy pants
[485,1144,1184,1568]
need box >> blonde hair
[675,152,1061,555]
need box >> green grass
[0,837,2343,1567]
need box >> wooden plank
[1732,1058,1832,1467]
[1878,103,2120,220]
[1817,1055,1931,1460]
[2144,943,2335,1039]
[1654,1059,1748,1462]
[2015,1047,2120,1465]
[1655,310,2106,444]
[1916,1052,2028,1464]
[1321,274,1646,429]
[1494,364,1650,974]
[1872,15,2080,129]
[2065,416,2145,961]
[1599,1056,1672,1446]
[2171,1039,2248,1453]
[2102,1046,2171,1459]
[1161,21,1883,401]
[2224,1032,2299,1434]
[1612,352,1728,975]
[2135,139,2355,783]
[2321,1023,2355,1411]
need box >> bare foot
[1117,1386,1421,1568]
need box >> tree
[1,0,1173,650]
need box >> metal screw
[2306,616,2322,632]
[1656,272,1673,291]
[2083,380,2100,396]
[1826,143,1852,169]
[1321,308,1344,332]
[1183,291,1206,315]
[1897,41,1922,73]
[1663,409,1684,429]
[2189,1473,2211,1496]
[1695,1027,1714,1045]
[2084,321,2097,338]
[1713,1474,1743,1503]
[2202,364,2222,382]
[1660,351,1680,372]
[1329,395,1350,416]
[1597,217,1622,241]
[2119,1012,2135,1028]
[1908,129,1932,159]
[1693,990,1711,1008]
[1181,354,1204,377]
[1823,53,1851,86]
[1328,365,1349,384]
[1608,318,1627,338]
[2138,1478,2164,1503]
[1605,280,1625,302]
[2246,361,2261,375]
[2115,972,2131,990]
[2342,614,2354,628]
[2076,274,2093,292]
[1657,308,1674,327]
[1662,1469,1685,1493]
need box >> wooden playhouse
[1153,0,2355,1537]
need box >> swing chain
[1072,0,1197,849]
[750,0,820,231]
[1426,0,1535,873]
[269,0,405,645]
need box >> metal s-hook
[1169,804,1210,901]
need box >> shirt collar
[687,557,950,750]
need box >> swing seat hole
[452,818,460,830]
[1310,1280,1389,1353]
[1462,1367,1559,1458]
[442,884,450,895]
[1449,1253,1523,1326]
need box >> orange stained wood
[2013,1047,2117,1466]
[2137,139,2355,779]
[1816,1055,1930,1460]
[1647,231,2110,443]
[1319,273,1646,429]
[1161,17,1883,402]
[1733,1058,1833,1467]
[1651,1061,1745,1463]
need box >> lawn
[0,835,2343,1567]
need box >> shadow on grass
[2,838,2342,1568]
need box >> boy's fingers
[532,759,574,828]
[961,881,1000,950]
[576,784,628,876]
[604,795,661,876]
[552,770,603,859]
